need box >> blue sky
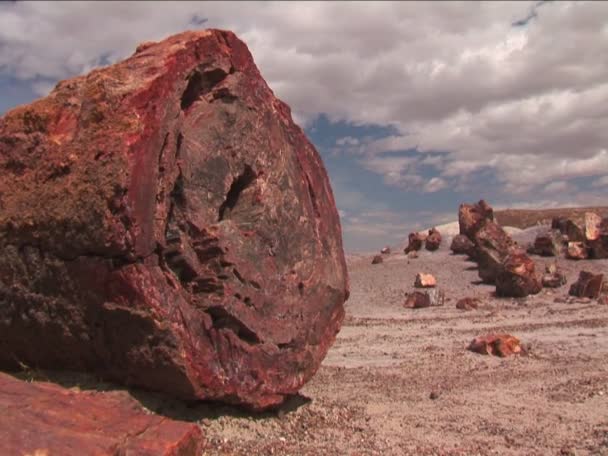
[1,1,607,252]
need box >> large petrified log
[472,220,519,284]
[0,30,349,410]
[0,372,204,456]
[495,252,542,298]
[458,199,494,239]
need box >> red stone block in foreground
[0,372,203,456]
[0,29,348,410]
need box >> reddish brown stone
[380,246,391,255]
[371,255,383,265]
[566,241,588,260]
[473,221,519,284]
[588,218,608,259]
[530,230,564,257]
[495,252,542,298]
[569,271,604,299]
[468,334,522,357]
[456,297,480,311]
[414,272,437,288]
[404,289,445,308]
[458,200,494,239]
[585,212,602,241]
[450,234,474,256]
[425,227,442,251]
[404,232,423,254]
[0,372,204,456]
[0,30,348,410]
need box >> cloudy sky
[1,1,607,252]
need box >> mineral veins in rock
[0,30,348,410]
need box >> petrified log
[456,297,480,311]
[0,372,204,456]
[380,246,391,255]
[495,252,542,298]
[0,30,348,410]
[371,255,383,265]
[450,234,474,256]
[424,227,442,251]
[588,218,608,259]
[569,271,604,299]
[458,199,494,239]
[530,229,564,257]
[473,220,519,284]
[468,334,522,357]
[566,241,588,260]
[404,288,445,308]
[404,232,423,254]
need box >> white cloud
[1,1,607,249]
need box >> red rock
[415,272,437,288]
[495,252,542,298]
[585,212,602,241]
[404,289,445,308]
[0,372,204,456]
[569,271,604,299]
[530,230,564,257]
[458,200,494,239]
[380,246,391,255]
[404,291,430,309]
[456,297,480,310]
[468,334,522,357]
[566,241,588,260]
[371,255,383,265]
[404,232,423,254]
[0,30,348,410]
[473,220,519,284]
[562,219,586,242]
[588,218,608,259]
[450,234,474,256]
[425,227,442,251]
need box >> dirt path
[193,240,608,455]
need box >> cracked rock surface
[0,372,204,456]
[0,29,348,410]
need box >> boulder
[569,271,604,299]
[562,219,586,242]
[530,229,564,257]
[450,234,475,256]
[380,246,391,255]
[542,263,567,288]
[585,212,602,241]
[414,272,437,288]
[566,241,588,260]
[588,218,608,259]
[458,199,494,239]
[473,221,519,284]
[456,297,480,311]
[0,372,204,456]
[371,255,383,265]
[0,30,348,410]
[404,291,430,309]
[404,288,445,308]
[468,334,522,357]
[495,252,542,298]
[404,232,423,254]
[425,227,442,251]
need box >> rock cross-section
[0,30,349,410]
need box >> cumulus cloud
[1,1,607,249]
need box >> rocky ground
[9,224,608,455]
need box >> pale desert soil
[189,226,608,456]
